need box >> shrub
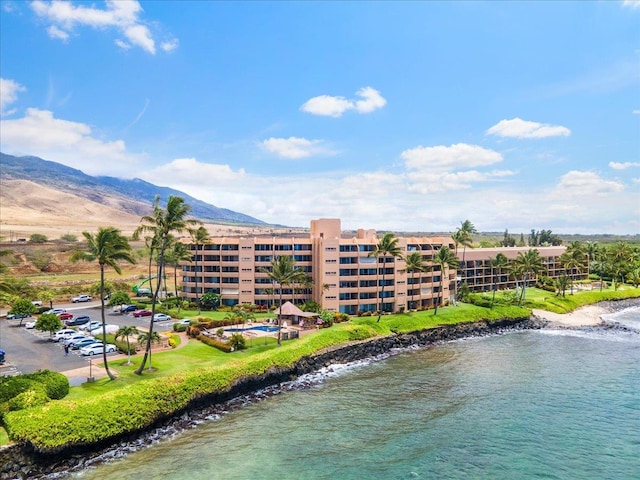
[173,323,188,332]
[29,233,48,244]
[228,333,246,351]
[8,389,50,411]
[198,334,232,352]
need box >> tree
[29,233,47,244]
[189,226,210,314]
[368,232,402,322]
[200,292,221,310]
[39,289,56,310]
[607,241,634,290]
[167,240,192,309]
[108,291,132,309]
[8,298,38,326]
[555,275,570,297]
[137,331,161,371]
[561,241,587,294]
[115,325,140,366]
[133,195,200,374]
[261,255,307,345]
[489,252,509,308]
[514,248,544,305]
[228,333,246,351]
[452,220,477,301]
[35,313,63,337]
[404,251,426,310]
[71,227,135,381]
[432,247,458,315]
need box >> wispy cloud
[622,0,640,9]
[556,170,625,195]
[486,117,571,138]
[29,0,177,54]
[609,161,640,170]
[300,87,387,117]
[402,143,503,172]
[261,137,334,159]
[0,78,26,116]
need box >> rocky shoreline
[1,306,635,480]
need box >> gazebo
[273,301,320,329]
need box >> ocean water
[73,308,640,480]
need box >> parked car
[175,319,192,326]
[62,334,91,347]
[58,312,74,321]
[133,309,152,317]
[45,308,66,315]
[65,315,91,326]
[6,312,31,320]
[80,321,102,331]
[71,295,92,303]
[31,300,42,307]
[79,343,117,356]
[70,338,98,350]
[86,323,119,334]
[24,320,36,329]
[121,305,138,313]
[52,329,78,342]
[153,313,172,322]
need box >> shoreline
[532,298,640,328]
[2,300,639,479]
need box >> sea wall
[1,316,543,480]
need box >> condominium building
[180,218,578,313]
[181,218,456,314]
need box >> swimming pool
[225,325,280,333]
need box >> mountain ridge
[0,152,265,225]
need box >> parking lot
[0,302,177,380]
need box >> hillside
[0,152,265,226]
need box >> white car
[72,295,92,303]
[24,320,36,329]
[52,329,77,342]
[79,343,117,356]
[31,300,42,307]
[80,321,102,331]
[62,334,91,346]
[153,313,172,322]
[45,308,66,315]
[86,323,119,334]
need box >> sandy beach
[532,305,608,327]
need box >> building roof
[274,301,318,317]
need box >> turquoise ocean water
[73,307,640,480]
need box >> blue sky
[1,1,639,235]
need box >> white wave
[538,327,639,343]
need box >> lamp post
[87,357,95,383]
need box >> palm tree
[71,227,135,380]
[166,239,192,312]
[261,255,307,346]
[368,232,402,322]
[137,331,161,371]
[133,195,201,374]
[607,241,633,290]
[432,246,459,315]
[115,325,140,366]
[561,241,587,294]
[514,248,544,305]
[404,251,426,310]
[489,252,509,308]
[555,275,570,297]
[452,219,477,300]
[189,226,210,314]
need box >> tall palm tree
[137,331,161,371]
[71,227,135,380]
[514,248,544,305]
[452,219,477,300]
[404,251,426,310]
[115,325,140,366]
[189,226,210,314]
[166,240,192,312]
[432,246,459,315]
[133,195,200,374]
[561,241,587,294]
[261,255,306,346]
[489,252,509,308]
[607,241,633,290]
[368,232,402,322]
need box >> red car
[133,309,152,317]
[58,312,74,321]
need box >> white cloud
[486,117,571,138]
[402,143,503,172]
[555,170,625,195]
[261,137,333,159]
[354,87,387,113]
[622,0,640,9]
[161,38,179,52]
[0,78,26,116]
[29,0,176,54]
[0,107,141,175]
[47,25,69,41]
[300,87,386,117]
[633,109,640,114]
[609,161,640,170]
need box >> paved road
[0,302,176,377]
